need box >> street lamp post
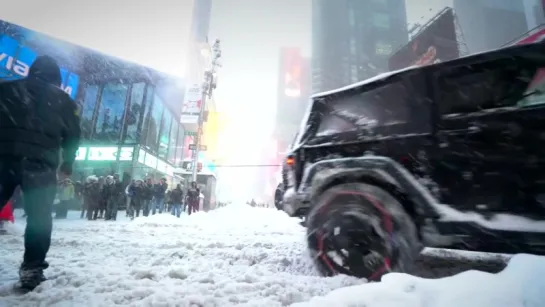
[191,39,221,182]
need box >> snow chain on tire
[306,182,422,280]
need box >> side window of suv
[518,71,545,107]
[437,59,540,115]
[315,81,410,136]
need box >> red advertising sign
[282,48,302,97]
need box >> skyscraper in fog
[186,0,213,82]
[311,0,408,93]
[524,0,545,29]
[191,0,213,43]
[454,0,529,52]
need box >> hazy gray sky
[2,0,453,200]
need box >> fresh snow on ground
[294,253,545,307]
[0,205,544,306]
[0,206,362,306]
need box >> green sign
[75,146,134,161]
[185,131,198,136]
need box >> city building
[185,0,214,85]
[191,0,213,44]
[524,0,545,29]
[454,0,529,53]
[0,19,190,187]
[311,0,408,93]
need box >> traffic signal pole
[191,39,222,182]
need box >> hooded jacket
[0,55,81,171]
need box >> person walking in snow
[142,177,154,216]
[0,55,81,291]
[128,179,145,219]
[125,180,135,217]
[112,173,124,218]
[151,178,168,214]
[83,176,101,220]
[55,178,74,219]
[169,184,184,218]
[186,181,200,215]
[96,176,106,219]
[103,175,118,221]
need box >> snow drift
[293,253,545,307]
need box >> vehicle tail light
[286,156,295,167]
[285,155,296,186]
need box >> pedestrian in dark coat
[0,55,80,290]
[170,184,184,217]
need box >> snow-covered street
[0,206,362,306]
[0,205,544,306]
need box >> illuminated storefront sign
[75,147,87,161]
[75,146,134,161]
[137,148,176,176]
[144,153,158,169]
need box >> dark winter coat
[170,188,184,204]
[129,184,145,200]
[153,183,168,199]
[142,183,154,200]
[113,181,123,197]
[0,56,80,171]
[187,188,200,201]
[83,182,101,208]
[102,183,118,201]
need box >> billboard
[0,34,80,99]
[388,8,459,71]
[280,48,303,98]
[180,83,202,125]
[508,25,545,45]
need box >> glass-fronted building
[0,19,188,187]
[77,78,186,187]
[312,0,408,93]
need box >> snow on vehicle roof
[311,65,419,99]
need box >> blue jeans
[171,203,182,217]
[151,198,165,214]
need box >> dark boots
[18,261,48,291]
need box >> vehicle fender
[300,156,440,219]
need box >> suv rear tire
[306,182,421,280]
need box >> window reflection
[125,82,146,144]
[158,110,172,159]
[143,93,164,152]
[167,120,178,164]
[141,86,154,144]
[94,83,129,142]
[81,84,99,139]
[175,124,185,165]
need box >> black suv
[280,42,545,281]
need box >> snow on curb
[292,254,545,307]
